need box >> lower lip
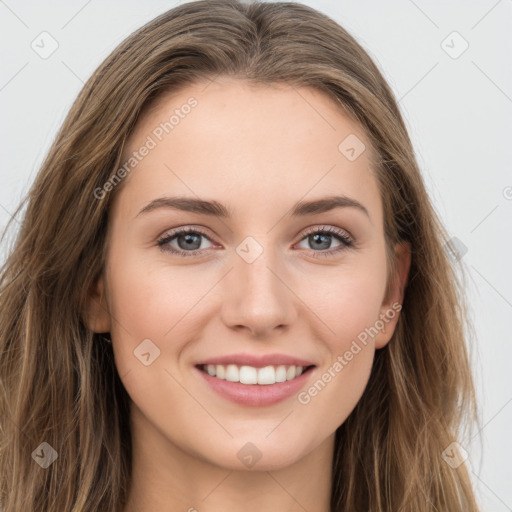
[195,366,315,407]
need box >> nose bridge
[221,235,296,334]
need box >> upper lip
[195,353,316,368]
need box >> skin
[86,77,410,512]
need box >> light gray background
[1,1,511,510]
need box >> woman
[0,1,480,510]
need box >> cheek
[302,251,388,351]
[104,247,218,384]
[105,254,217,418]
[292,252,386,424]
[294,272,382,430]
[107,248,213,337]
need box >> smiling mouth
[197,363,315,385]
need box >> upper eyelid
[157,226,215,243]
[301,225,352,240]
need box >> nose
[219,243,298,338]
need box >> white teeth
[239,365,258,384]
[225,364,239,382]
[201,363,308,385]
[257,365,275,385]
[275,365,287,382]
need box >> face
[88,77,409,471]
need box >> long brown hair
[0,1,480,510]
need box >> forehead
[115,77,382,225]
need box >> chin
[186,434,308,472]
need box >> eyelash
[156,225,354,259]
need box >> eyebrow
[136,194,370,220]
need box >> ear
[374,241,411,349]
[83,274,111,333]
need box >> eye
[156,225,354,259]
[295,226,353,258]
[157,227,215,257]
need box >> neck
[123,404,334,512]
